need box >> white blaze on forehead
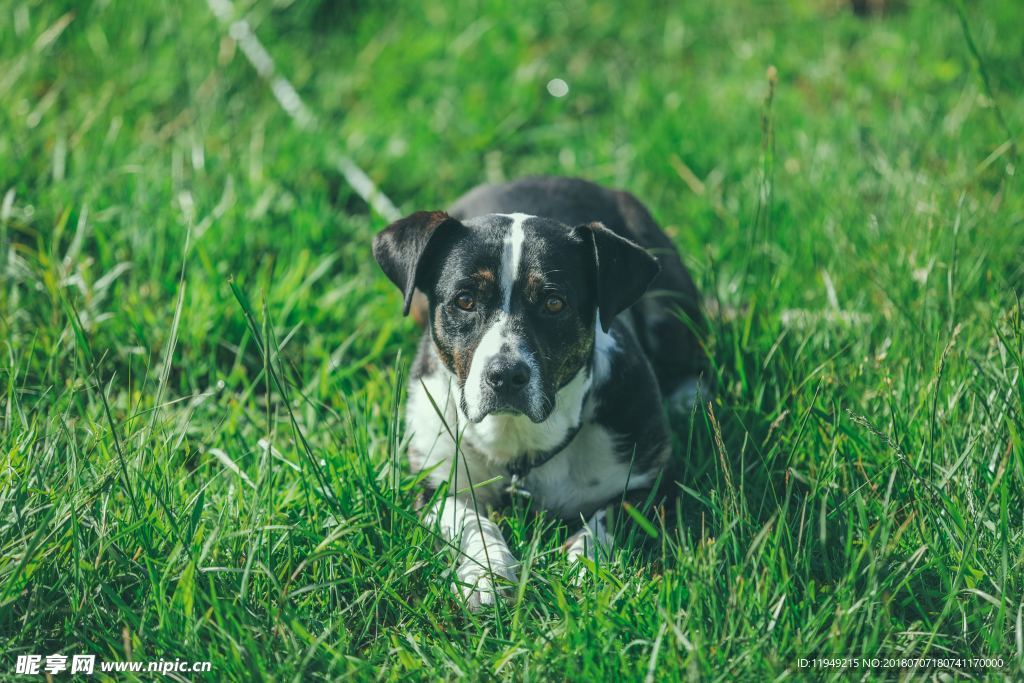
[498,212,530,311]
[463,213,537,420]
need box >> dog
[373,176,703,608]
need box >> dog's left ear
[373,211,462,315]
[575,221,661,332]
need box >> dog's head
[374,211,659,423]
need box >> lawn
[1,0,1022,679]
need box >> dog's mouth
[488,408,524,417]
[462,391,549,424]
[474,404,529,422]
[483,399,549,424]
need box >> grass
[1,0,1023,679]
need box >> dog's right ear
[574,221,661,332]
[373,211,462,316]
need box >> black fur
[574,221,660,333]
[372,210,461,315]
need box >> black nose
[485,358,531,391]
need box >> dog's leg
[668,375,706,413]
[563,508,612,583]
[425,496,519,610]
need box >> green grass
[2,0,1023,679]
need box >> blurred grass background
[1,0,1022,679]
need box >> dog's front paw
[563,531,596,587]
[563,511,612,586]
[454,561,518,610]
[563,527,593,562]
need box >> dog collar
[505,418,586,497]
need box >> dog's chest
[517,424,647,520]
[406,326,655,517]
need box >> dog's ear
[575,221,661,332]
[373,211,462,315]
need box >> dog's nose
[484,358,530,391]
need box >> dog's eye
[543,295,565,314]
[455,292,476,311]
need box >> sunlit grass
[1,0,1022,679]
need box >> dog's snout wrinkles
[484,358,530,391]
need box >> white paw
[454,561,518,610]
[563,511,611,586]
[564,532,595,586]
[564,527,592,561]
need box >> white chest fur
[519,422,653,519]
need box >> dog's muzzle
[467,353,544,423]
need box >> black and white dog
[373,176,703,608]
